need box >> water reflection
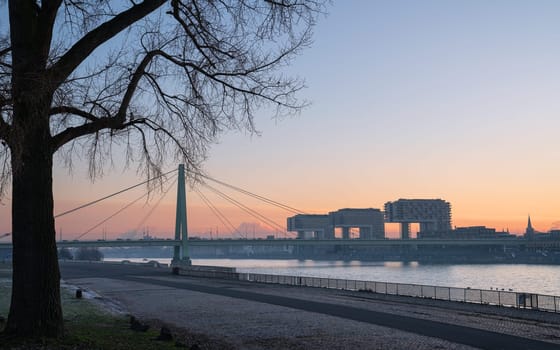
[104,257,560,295]
[383,261,420,268]
[193,259,560,295]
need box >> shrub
[75,247,104,261]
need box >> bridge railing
[237,272,560,313]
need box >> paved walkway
[59,262,560,350]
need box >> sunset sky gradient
[1,0,560,239]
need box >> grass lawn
[0,277,184,349]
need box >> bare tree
[0,0,326,338]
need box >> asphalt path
[51,263,560,350]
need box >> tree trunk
[5,106,63,337]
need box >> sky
[1,0,560,239]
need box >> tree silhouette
[0,0,325,338]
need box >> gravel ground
[194,277,560,344]
[65,275,560,350]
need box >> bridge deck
[1,238,559,249]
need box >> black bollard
[156,326,173,341]
[75,289,83,299]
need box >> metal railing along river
[236,272,560,313]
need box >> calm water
[105,258,560,296]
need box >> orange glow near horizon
[1,192,555,241]
[0,156,558,240]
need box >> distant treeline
[58,247,104,261]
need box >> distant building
[287,208,385,239]
[524,218,560,240]
[525,215,535,239]
[453,226,512,239]
[287,214,333,239]
[418,226,513,239]
[384,199,451,239]
[454,226,497,238]
[329,208,385,239]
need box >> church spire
[525,215,535,237]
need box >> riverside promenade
[51,262,560,349]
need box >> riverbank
[59,261,560,350]
[103,258,560,296]
[3,261,560,349]
[0,265,207,349]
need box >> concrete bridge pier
[359,227,371,239]
[172,164,191,266]
[401,223,410,240]
[342,227,350,240]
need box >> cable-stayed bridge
[46,237,560,248]
[1,163,305,263]
[2,164,560,260]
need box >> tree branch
[51,48,161,150]
[48,0,322,172]
[49,106,100,122]
[154,49,300,106]
[126,117,185,151]
[0,96,11,109]
[116,50,160,122]
[37,0,63,64]
[171,0,217,67]
[51,117,121,151]
[0,47,10,58]
[0,116,10,143]
[48,0,166,85]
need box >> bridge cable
[132,174,178,234]
[74,173,176,240]
[195,188,241,237]
[201,182,290,235]
[194,188,241,237]
[55,168,177,218]
[193,172,306,215]
[74,192,149,240]
[193,189,235,236]
[202,183,286,233]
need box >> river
[104,258,560,296]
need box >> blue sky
[202,0,560,232]
[1,1,560,237]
